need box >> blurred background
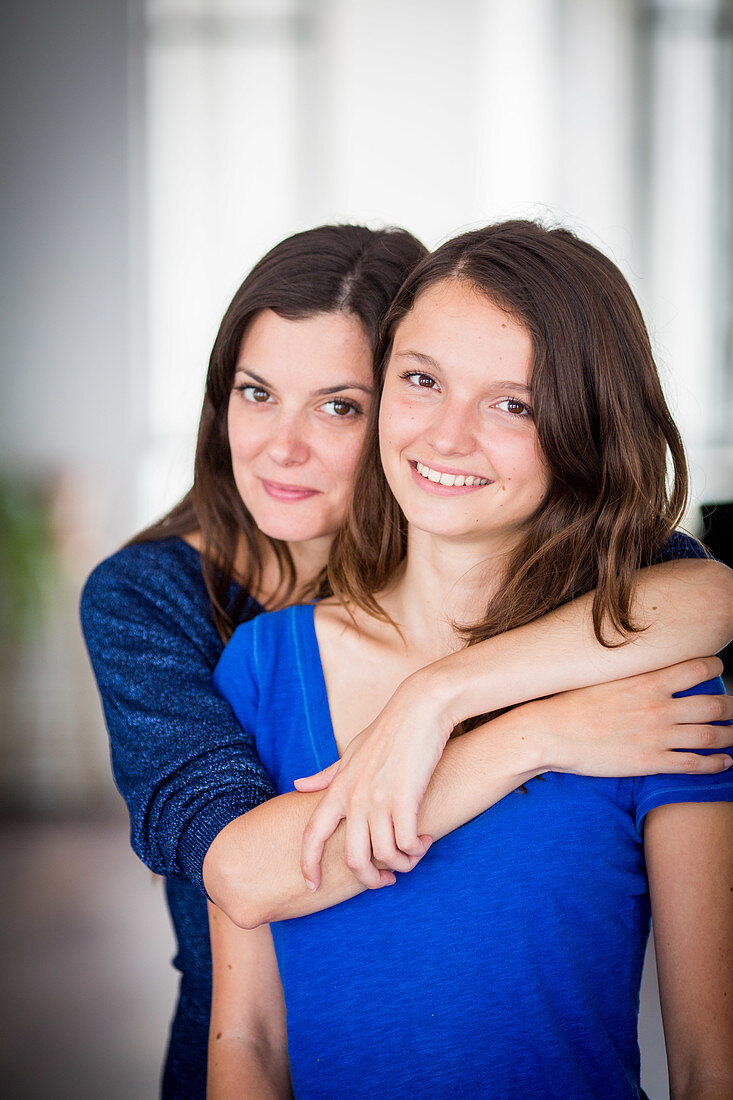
[1,0,731,1096]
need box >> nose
[266,410,311,467]
[426,397,476,457]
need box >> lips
[260,478,321,502]
[409,459,493,492]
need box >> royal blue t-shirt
[215,603,733,1100]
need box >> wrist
[394,665,456,743]
[499,704,545,774]
[409,658,480,733]
[497,701,554,777]
[513,696,571,772]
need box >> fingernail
[723,756,732,769]
[305,878,316,892]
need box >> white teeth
[414,462,489,487]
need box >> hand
[531,656,733,776]
[293,672,452,891]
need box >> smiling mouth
[413,460,492,488]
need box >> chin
[255,516,328,544]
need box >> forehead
[393,279,532,380]
[236,309,373,387]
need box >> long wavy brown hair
[330,219,693,650]
[130,224,427,640]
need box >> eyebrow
[394,351,532,394]
[234,367,372,396]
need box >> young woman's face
[228,309,373,545]
[379,278,549,550]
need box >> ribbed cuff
[177,783,274,897]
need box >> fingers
[657,656,724,695]
[668,722,733,752]
[393,801,431,859]
[658,748,733,774]
[299,788,429,891]
[294,760,341,792]
[669,693,733,726]
[344,815,384,889]
[300,800,346,891]
[369,812,415,873]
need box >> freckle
[501,485,506,491]
[216,1032,222,1040]
[227,964,232,969]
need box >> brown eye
[496,397,531,417]
[236,384,272,403]
[321,399,359,418]
[399,370,439,391]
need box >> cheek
[378,392,414,461]
[322,424,368,487]
[227,402,264,464]
[492,430,548,501]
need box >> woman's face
[228,309,373,545]
[379,278,549,550]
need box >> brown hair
[330,219,692,650]
[131,224,427,639]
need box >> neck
[238,530,334,606]
[287,534,333,590]
[380,528,515,659]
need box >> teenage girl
[210,221,733,1099]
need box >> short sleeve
[80,541,275,893]
[634,676,733,830]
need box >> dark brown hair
[330,219,693,649]
[131,224,427,639]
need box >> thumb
[294,760,340,792]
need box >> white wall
[0,0,137,552]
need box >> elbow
[676,557,733,653]
[701,560,733,652]
[226,897,270,931]
[203,840,270,930]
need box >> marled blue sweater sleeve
[79,539,275,894]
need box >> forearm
[416,559,733,729]
[207,1041,291,1100]
[204,709,541,927]
[670,1077,733,1100]
[208,904,291,1098]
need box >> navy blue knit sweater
[80,537,274,1098]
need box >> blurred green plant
[0,474,56,639]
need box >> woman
[210,221,733,1098]
[80,223,427,1096]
